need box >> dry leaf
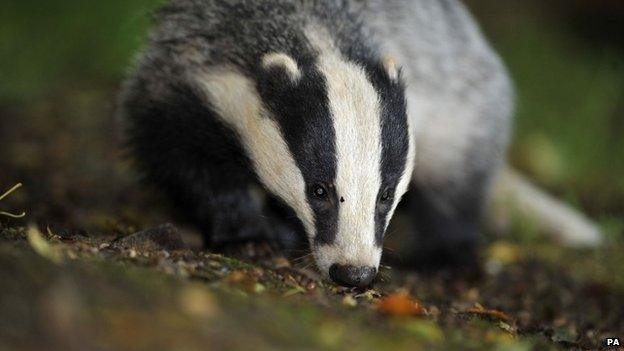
[225,270,246,284]
[342,295,357,307]
[27,225,62,263]
[376,291,427,317]
[462,304,511,322]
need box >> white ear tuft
[261,52,302,82]
[382,55,399,82]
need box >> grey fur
[356,0,513,213]
[127,0,512,202]
[352,0,513,266]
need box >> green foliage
[0,0,163,101]
[498,24,624,219]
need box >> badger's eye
[380,188,393,203]
[311,184,328,199]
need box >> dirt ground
[1,220,623,351]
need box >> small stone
[111,223,185,251]
[272,256,291,269]
[342,295,357,307]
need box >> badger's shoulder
[354,0,511,90]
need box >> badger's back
[358,0,513,215]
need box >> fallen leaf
[225,270,246,284]
[376,291,427,317]
[272,256,291,269]
[498,321,518,335]
[27,225,62,263]
[283,287,306,297]
[461,304,511,322]
[342,295,357,307]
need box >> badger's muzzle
[313,241,382,288]
[329,264,376,288]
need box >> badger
[120,0,601,288]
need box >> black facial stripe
[255,57,339,245]
[367,66,410,246]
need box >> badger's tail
[485,167,602,247]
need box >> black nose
[329,264,376,288]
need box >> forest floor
[1,219,623,350]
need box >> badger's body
[121,0,513,287]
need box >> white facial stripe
[194,68,315,235]
[309,28,384,271]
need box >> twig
[0,183,26,218]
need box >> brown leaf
[376,291,427,317]
[224,270,263,293]
[224,270,247,284]
[462,304,511,322]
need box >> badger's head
[197,48,414,287]
[257,49,415,287]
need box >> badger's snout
[329,264,376,288]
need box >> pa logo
[605,337,621,347]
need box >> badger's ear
[260,52,302,84]
[381,55,399,82]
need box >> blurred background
[0,0,623,237]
